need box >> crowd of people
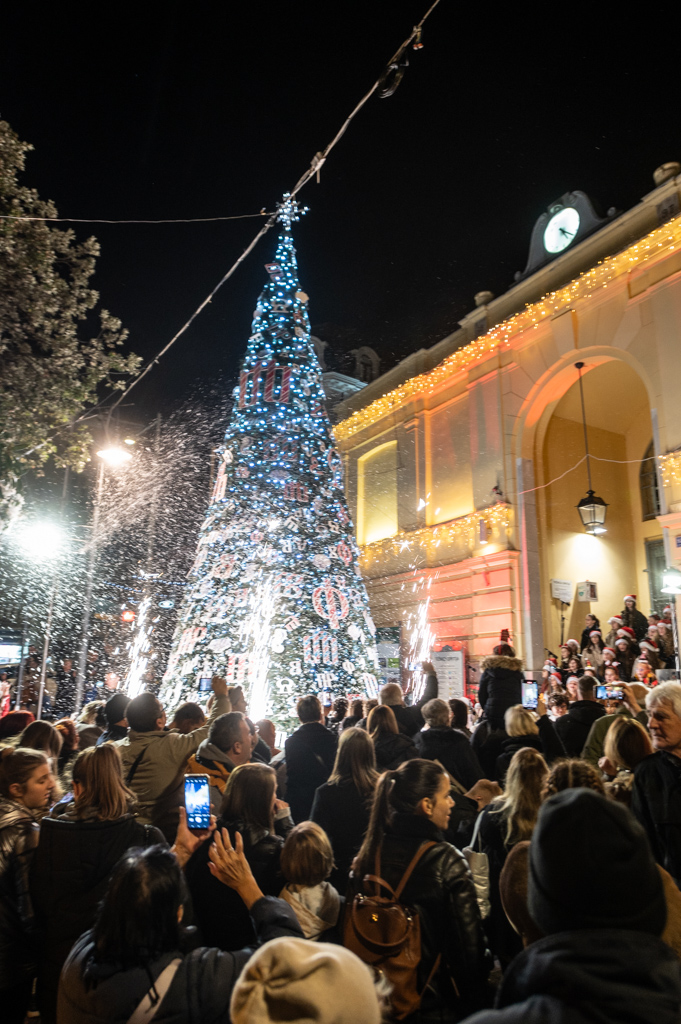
[0,618,680,1023]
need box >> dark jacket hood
[496,928,681,1024]
[481,655,524,673]
[567,700,606,724]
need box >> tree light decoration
[160,197,378,725]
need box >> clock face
[543,207,580,254]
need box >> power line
[0,211,269,225]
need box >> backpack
[343,842,441,1020]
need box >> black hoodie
[462,928,681,1024]
[554,700,606,758]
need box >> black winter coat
[632,751,681,884]
[184,814,292,950]
[57,896,303,1024]
[553,700,606,758]
[414,726,484,790]
[30,811,164,1024]
[471,722,508,781]
[350,813,491,1017]
[477,656,523,730]
[463,929,681,1024]
[284,722,337,823]
[477,805,523,966]
[0,799,39,991]
[310,779,372,891]
[495,718,566,782]
[372,730,419,771]
[389,672,439,737]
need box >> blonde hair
[280,821,334,886]
[504,705,538,738]
[603,716,653,772]
[327,727,378,797]
[72,743,135,821]
[491,747,548,845]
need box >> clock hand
[559,227,575,238]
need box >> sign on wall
[376,626,401,689]
[550,578,572,603]
[577,580,598,602]
[430,649,465,701]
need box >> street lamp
[661,567,681,676]
[10,519,68,716]
[74,443,133,711]
[574,362,608,535]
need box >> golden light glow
[660,451,681,485]
[359,503,512,566]
[334,215,681,442]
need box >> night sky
[2,1,677,423]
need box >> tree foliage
[0,119,141,520]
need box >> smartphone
[522,681,538,710]
[597,683,623,700]
[184,774,211,830]
[198,676,212,693]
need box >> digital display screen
[184,775,210,830]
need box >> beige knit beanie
[230,937,382,1024]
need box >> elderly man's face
[648,701,681,755]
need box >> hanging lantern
[576,490,608,535]
[574,362,608,535]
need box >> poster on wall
[430,649,465,701]
[577,581,598,602]
[376,626,401,690]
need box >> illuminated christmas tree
[160,196,379,726]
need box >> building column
[516,457,544,670]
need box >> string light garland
[334,214,681,442]
[359,504,512,567]
[660,452,681,485]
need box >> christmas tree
[160,196,379,727]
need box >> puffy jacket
[477,657,523,730]
[553,700,605,757]
[632,751,681,884]
[462,929,681,1024]
[116,692,230,839]
[31,809,164,1023]
[414,726,484,790]
[0,798,39,989]
[184,813,293,950]
[57,896,303,1024]
[349,813,491,1016]
[372,730,419,771]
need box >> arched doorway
[534,360,662,646]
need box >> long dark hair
[220,762,275,831]
[93,846,185,967]
[327,726,378,797]
[355,759,446,876]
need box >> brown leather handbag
[343,842,441,1020]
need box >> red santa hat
[543,661,556,672]
[566,675,580,686]
[589,630,602,639]
[608,615,623,626]
[615,638,629,649]
[623,594,637,603]
[640,639,659,653]
[602,647,616,661]
[658,621,668,632]
[549,673,563,686]
[566,638,579,649]
[617,627,636,641]
[663,605,673,619]
[648,624,659,633]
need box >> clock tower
[515,190,615,282]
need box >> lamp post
[574,362,608,535]
[74,443,133,711]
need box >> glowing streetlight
[14,520,68,561]
[96,445,133,467]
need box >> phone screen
[184,775,211,830]
[198,677,212,693]
[522,681,538,709]
[596,685,607,699]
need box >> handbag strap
[125,746,147,787]
[469,811,484,852]
[126,958,181,1024]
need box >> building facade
[333,167,681,685]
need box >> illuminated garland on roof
[359,503,512,566]
[659,452,681,485]
[334,214,681,442]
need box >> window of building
[640,441,661,521]
[358,441,398,546]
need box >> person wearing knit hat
[614,637,635,682]
[621,595,649,642]
[462,790,680,1024]
[604,616,623,648]
[230,938,383,1024]
[582,630,606,679]
[655,620,677,668]
[95,693,130,744]
[635,639,661,675]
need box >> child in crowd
[279,821,341,940]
